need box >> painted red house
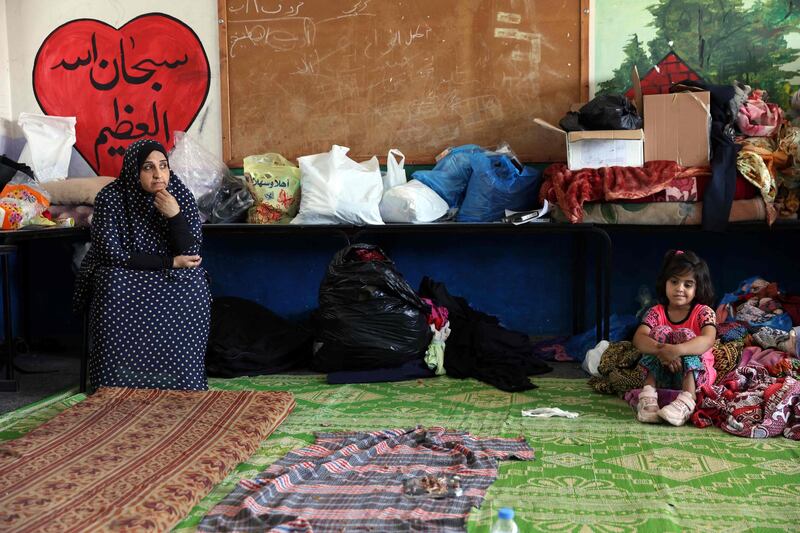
[625,51,703,98]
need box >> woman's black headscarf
[74,138,202,310]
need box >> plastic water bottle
[490,507,519,533]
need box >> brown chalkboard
[218,0,587,166]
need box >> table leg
[594,235,602,344]
[572,235,586,335]
[0,251,18,392]
[603,233,611,340]
[19,242,30,349]
[591,228,612,341]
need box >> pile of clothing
[541,81,800,229]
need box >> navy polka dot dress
[74,139,211,391]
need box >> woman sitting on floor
[74,139,210,390]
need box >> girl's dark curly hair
[655,249,714,307]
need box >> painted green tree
[600,0,800,108]
[597,34,652,95]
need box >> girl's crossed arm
[633,323,715,369]
[662,325,715,372]
[673,325,716,356]
[633,324,662,354]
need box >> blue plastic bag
[456,153,542,222]
[411,144,484,208]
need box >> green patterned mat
[3,376,800,532]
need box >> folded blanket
[540,162,711,223]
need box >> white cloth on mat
[521,407,579,419]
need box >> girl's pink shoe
[657,391,696,426]
[636,385,661,424]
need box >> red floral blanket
[540,162,711,223]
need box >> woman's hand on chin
[155,190,181,218]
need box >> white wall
[3,0,222,173]
[0,0,12,122]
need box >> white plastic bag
[379,179,449,223]
[168,131,226,202]
[382,148,406,191]
[17,112,76,183]
[582,340,609,377]
[292,145,383,225]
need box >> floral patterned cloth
[0,183,50,229]
[694,364,800,439]
[588,341,644,396]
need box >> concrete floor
[0,352,586,415]
[0,349,82,414]
[542,360,586,379]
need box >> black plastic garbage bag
[0,155,34,189]
[580,94,642,130]
[206,296,312,377]
[559,94,642,131]
[558,111,584,132]
[313,243,432,372]
[197,173,253,223]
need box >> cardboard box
[534,119,644,170]
[643,92,711,167]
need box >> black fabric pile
[671,80,742,232]
[418,277,551,392]
[206,296,312,377]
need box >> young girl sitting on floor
[633,250,717,426]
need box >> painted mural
[596,0,800,108]
[32,13,210,177]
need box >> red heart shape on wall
[33,13,210,177]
